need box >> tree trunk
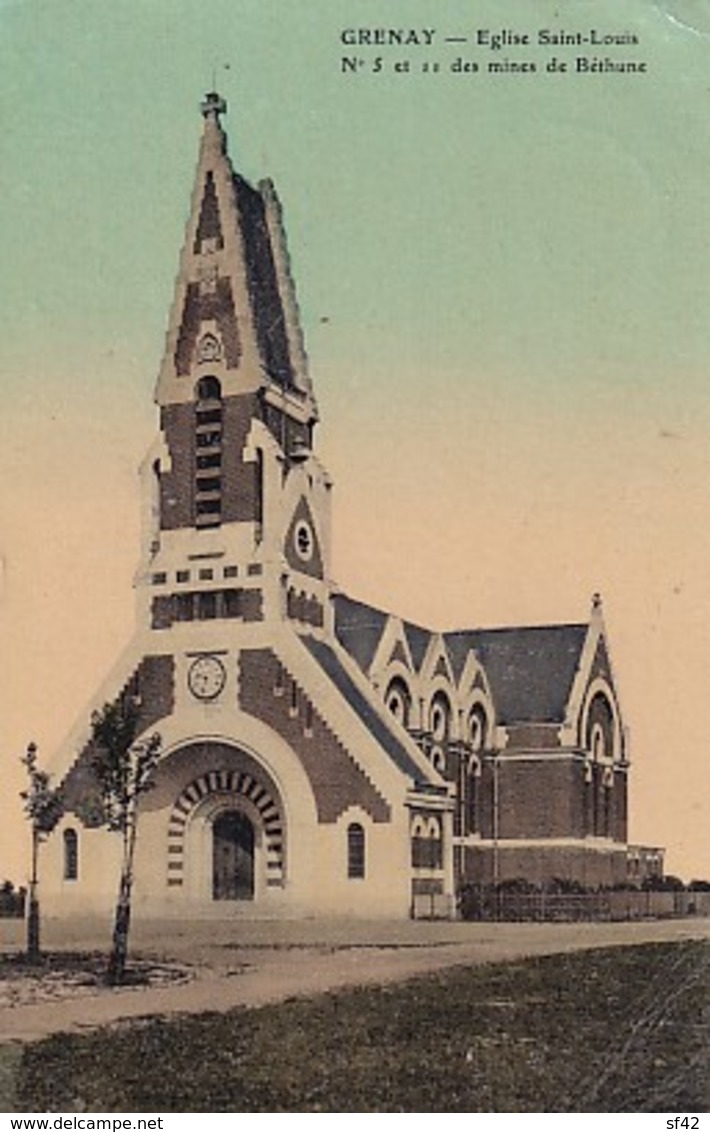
[106,814,138,986]
[26,830,41,964]
[106,876,132,985]
[26,895,41,964]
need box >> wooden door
[212,811,255,900]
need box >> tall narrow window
[63,828,78,881]
[224,589,243,619]
[195,377,223,528]
[198,591,217,620]
[602,771,613,838]
[255,448,264,542]
[150,458,161,555]
[468,757,481,834]
[347,822,365,879]
[592,766,601,836]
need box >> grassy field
[14,940,709,1113]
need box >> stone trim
[239,648,391,824]
[166,768,284,889]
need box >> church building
[42,94,630,919]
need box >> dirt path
[1,916,708,1044]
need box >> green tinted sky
[2,0,710,407]
[1,0,709,877]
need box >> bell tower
[138,93,332,630]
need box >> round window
[294,520,314,562]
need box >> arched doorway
[167,757,287,902]
[212,810,255,900]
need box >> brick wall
[287,588,324,627]
[461,843,628,888]
[496,758,584,839]
[159,394,261,531]
[505,724,561,749]
[160,402,195,530]
[239,648,391,823]
[241,589,263,622]
[472,755,622,843]
[60,654,175,822]
[135,655,175,732]
[174,278,241,376]
[220,395,259,524]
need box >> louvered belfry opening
[194,375,223,527]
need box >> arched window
[347,822,365,879]
[429,692,451,743]
[426,816,443,869]
[195,376,223,528]
[585,691,616,761]
[63,828,78,881]
[255,447,264,542]
[385,677,411,728]
[430,747,446,773]
[468,755,481,834]
[196,375,222,401]
[467,704,488,751]
[150,458,161,556]
[411,814,443,869]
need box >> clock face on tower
[187,655,226,701]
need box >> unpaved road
[1,915,708,1044]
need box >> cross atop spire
[201,90,227,120]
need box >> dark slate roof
[333,594,389,674]
[333,592,589,727]
[232,174,294,388]
[444,625,588,724]
[445,633,477,683]
[403,620,432,672]
[300,635,431,786]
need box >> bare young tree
[90,698,161,986]
[20,743,59,964]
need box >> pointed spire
[155,94,316,418]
